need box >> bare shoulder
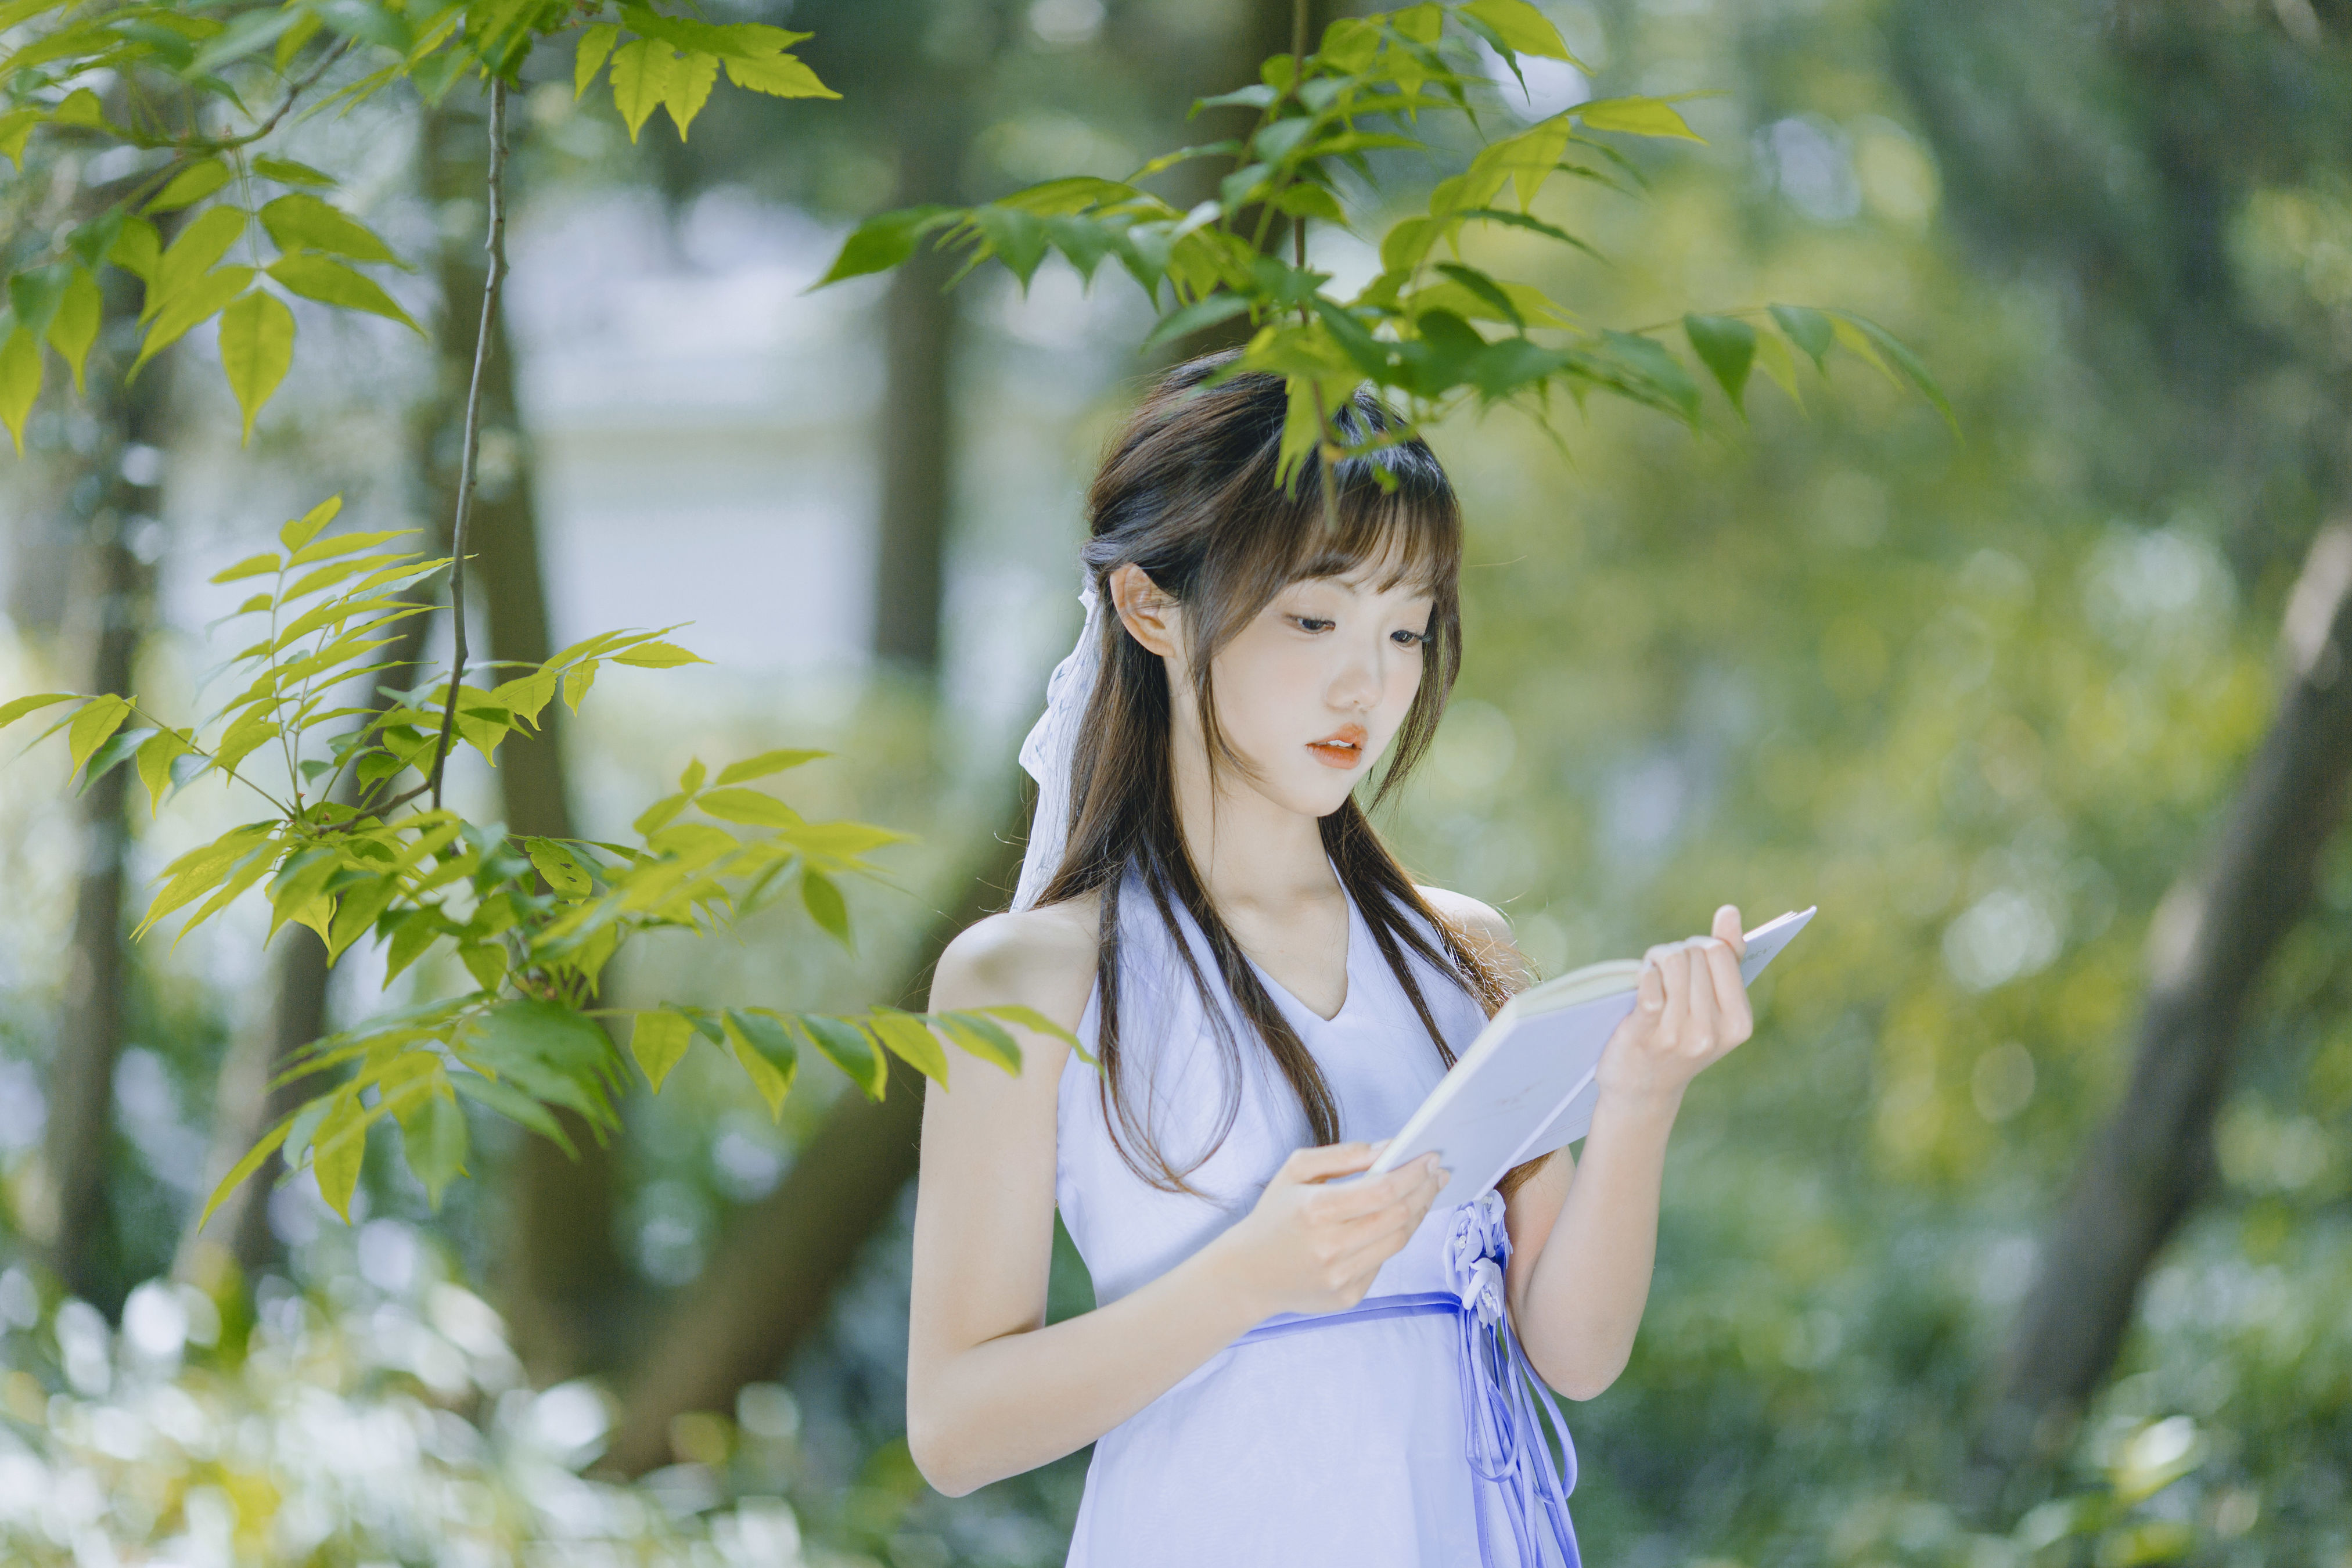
[929,889,1102,1035]
[1415,884,1535,987]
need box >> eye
[1290,616,1336,634]
[1391,628,1429,647]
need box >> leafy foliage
[0,0,835,449]
[0,496,1070,1222]
[812,0,1951,488]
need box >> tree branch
[427,78,510,812]
[1969,519,2352,1513]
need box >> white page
[1362,907,1815,1210]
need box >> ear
[1109,562,1180,658]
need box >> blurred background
[4,0,2351,1563]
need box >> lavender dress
[1053,869,1579,1567]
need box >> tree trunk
[1970,521,2352,1505]
[868,82,968,672]
[35,270,169,1312]
[603,804,1029,1476]
[417,92,631,1384]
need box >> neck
[1168,726,1339,915]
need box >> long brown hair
[1036,350,1515,1192]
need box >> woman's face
[1123,554,1438,821]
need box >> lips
[1307,722,1368,770]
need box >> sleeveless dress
[1055,866,1580,1567]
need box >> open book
[1363,907,1817,1209]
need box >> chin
[1267,768,1362,820]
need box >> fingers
[1682,947,1721,1060]
[1304,1151,1439,1222]
[1698,935,1754,1046]
[1713,903,1746,958]
[1277,1141,1380,1186]
[1645,941,1692,1047]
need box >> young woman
[907,351,1758,1566]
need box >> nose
[1326,630,1383,713]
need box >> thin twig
[427,78,509,812]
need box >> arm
[1422,891,1754,1401]
[905,902,1446,1498]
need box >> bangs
[1289,484,1456,596]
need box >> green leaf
[287,525,407,566]
[145,160,231,213]
[714,748,825,786]
[612,639,705,668]
[868,1008,949,1085]
[935,1010,1022,1076]
[398,1085,468,1209]
[107,218,161,283]
[253,156,336,188]
[132,266,256,377]
[134,728,193,815]
[326,873,399,963]
[267,253,423,334]
[573,21,618,96]
[45,267,101,395]
[0,330,38,454]
[1575,96,1702,142]
[449,1069,576,1154]
[1682,312,1756,415]
[696,786,801,828]
[280,495,341,552]
[1752,325,1801,408]
[210,552,282,584]
[975,205,1051,287]
[723,1009,798,1118]
[629,1008,696,1091]
[0,692,78,730]
[266,846,341,944]
[633,791,689,837]
[1596,329,1701,422]
[258,194,401,267]
[309,1094,372,1221]
[195,1107,296,1231]
[1829,310,1957,433]
[801,867,851,945]
[10,265,67,340]
[524,836,592,896]
[607,37,672,142]
[218,289,295,444]
[66,694,130,779]
[1767,303,1833,370]
[1433,262,1523,329]
[382,907,443,988]
[563,660,598,711]
[975,1002,1090,1061]
[458,941,505,991]
[49,88,103,128]
[463,998,621,1130]
[798,1013,886,1099]
[152,210,250,307]
[660,48,720,139]
[1142,292,1251,353]
[74,726,153,792]
[809,205,961,289]
[1460,0,1580,63]
[0,109,34,170]
[722,49,833,98]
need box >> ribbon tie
[1235,1192,1581,1567]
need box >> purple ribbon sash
[1233,1193,1581,1568]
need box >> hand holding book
[1594,904,1757,1115]
[1364,905,1817,1209]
